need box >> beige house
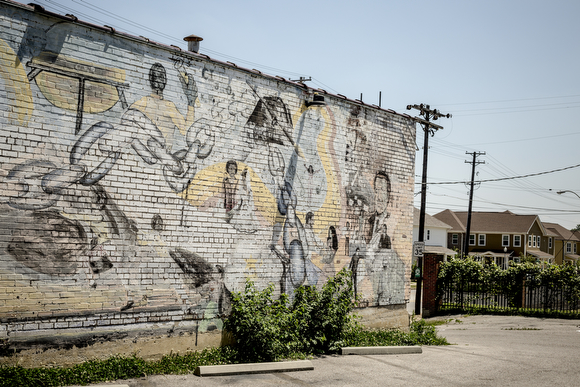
[433,210,554,268]
[543,223,580,265]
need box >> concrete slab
[341,345,422,355]
[70,385,129,387]
[194,359,314,377]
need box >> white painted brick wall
[0,1,416,350]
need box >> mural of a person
[349,247,364,297]
[367,171,391,243]
[364,171,405,305]
[280,194,321,293]
[223,160,258,233]
[66,62,214,194]
[130,62,196,152]
[223,160,239,213]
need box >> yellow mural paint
[0,273,127,318]
[181,162,278,223]
[291,104,341,239]
[245,255,258,273]
[31,51,126,114]
[0,38,33,126]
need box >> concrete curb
[194,359,314,376]
[341,345,422,355]
[70,385,129,387]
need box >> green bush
[437,256,580,315]
[224,268,360,361]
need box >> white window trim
[452,234,459,244]
[514,235,521,247]
[478,234,486,246]
[548,237,552,249]
[502,234,510,247]
[528,235,532,247]
[469,234,476,246]
[566,242,572,253]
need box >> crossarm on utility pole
[407,103,451,316]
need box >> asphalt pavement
[94,314,580,387]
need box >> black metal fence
[438,280,580,316]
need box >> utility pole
[407,104,451,316]
[463,151,485,257]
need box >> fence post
[520,277,525,309]
[422,253,444,317]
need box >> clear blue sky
[32,0,580,229]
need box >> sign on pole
[413,241,425,258]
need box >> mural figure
[344,168,398,300]
[223,160,258,233]
[324,225,339,264]
[223,160,239,213]
[349,247,364,296]
[345,167,373,253]
[63,62,214,194]
[367,171,391,243]
[364,171,405,304]
[3,173,137,276]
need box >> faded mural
[0,3,415,332]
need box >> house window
[549,237,552,249]
[478,234,486,246]
[514,235,521,247]
[528,235,532,247]
[426,230,430,241]
[502,235,509,247]
[533,236,537,248]
[575,244,577,254]
[452,234,459,244]
[469,234,476,246]
[537,237,541,249]
[566,242,572,253]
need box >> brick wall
[422,253,444,317]
[0,1,416,362]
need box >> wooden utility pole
[463,151,486,257]
[407,104,451,316]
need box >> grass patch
[423,318,463,327]
[0,346,238,387]
[345,318,450,347]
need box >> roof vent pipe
[184,34,203,53]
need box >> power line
[455,104,580,117]
[436,94,580,107]
[416,163,580,185]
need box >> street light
[557,190,580,199]
[555,190,579,265]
